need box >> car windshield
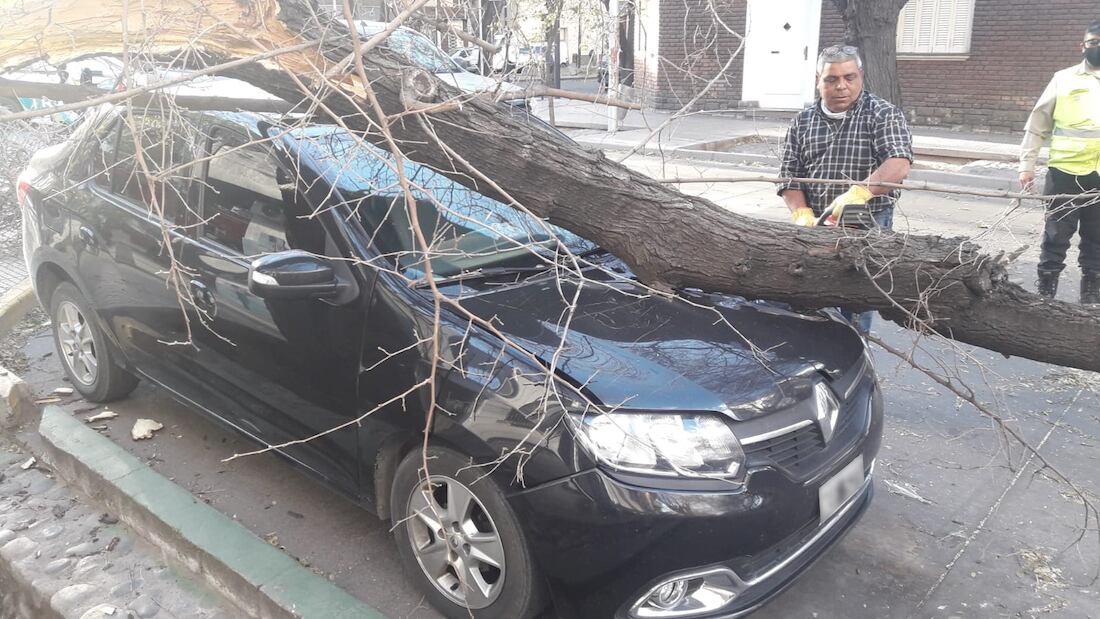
[358,24,463,74]
[289,128,596,280]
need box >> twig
[658,174,1098,202]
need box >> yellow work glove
[826,185,874,224]
[791,207,817,227]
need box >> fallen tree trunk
[1,0,1098,372]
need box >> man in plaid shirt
[778,45,913,332]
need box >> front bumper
[623,475,874,618]
[511,461,875,619]
[507,381,882,618]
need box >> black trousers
[1038,168,1100,274]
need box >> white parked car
[1,56,279,122]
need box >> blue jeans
[840,208,894,334]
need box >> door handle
[78,226,97,249]
[804,46,808,60]
[189,279,216,315]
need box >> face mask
[1086,46,1100,67]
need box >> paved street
[14,147,1100,617]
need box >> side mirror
[457,58,477,73]
[249,250,339,300]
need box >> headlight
[569,412,746,478]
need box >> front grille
[743,423,826,475]
[742,390,869,481]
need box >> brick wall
[648,0,746,111]
[647,0,1095,131]
[891,0,1093,132]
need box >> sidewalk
[529,97,1039,181]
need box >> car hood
[446,269,866,415]
[437,72,524,99]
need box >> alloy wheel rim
[405,474,506,609]
[56,300,97,386]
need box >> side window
[110,114,198,225]
[86,117,119,189]
[200,131,293,256]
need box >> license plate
[818,454,865,523]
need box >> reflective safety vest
[1050,65,1100,176]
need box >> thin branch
[658,174,1098,202]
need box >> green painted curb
[38,405,385,619]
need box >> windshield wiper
[573,246,609,261]
[415,265,550,289]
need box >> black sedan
[19,105,882,618]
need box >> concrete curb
[0,366,36,430]
[35,405,384,619]
[0,279,36,337]
[0,279,39,431]
[0,278,383,617]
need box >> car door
[177,124,366,494]
[72,111,203,389]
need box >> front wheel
[390,445,547,619]
[49,282,138,402]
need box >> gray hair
[817,45,863,74]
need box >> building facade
[636,0,1095,131]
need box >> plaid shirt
[778,91,913,215]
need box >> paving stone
[0,428,243,618]
[80,604,129,619]
[10,515,36,531]
[25,474,56,494]
[109,580,137,598]
[128,593,161,618]
[0,535,37,560]
[50,582,97,616]
[107,534,135,558]
[44,557,73,575]
[65,541,102,558]
[72,555,107,579]
[38,523,65,540]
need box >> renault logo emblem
[813,382,841,443]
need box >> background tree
[831,0,910,106]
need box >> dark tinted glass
[110,114,198,224]
[200,131,290,256]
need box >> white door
[742,0,822,109]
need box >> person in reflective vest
[1019,19,1100,304]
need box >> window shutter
[949,0,975,53]
[897,2,919,52]
[896,0,974,55]
[915,0,937,54]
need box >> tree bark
[2,0,1099,373]
[831,0,908,106]
[618,0,635,87]
[545,0,563,89]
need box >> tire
[390,445,547,619]
[49,282,138,402]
